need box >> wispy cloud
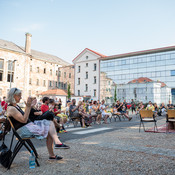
[13,23,45,32]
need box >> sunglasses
[13,88,18,94]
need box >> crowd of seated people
[5,88,70,162]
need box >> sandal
[49,155,63,160]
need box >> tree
[114,85,117,102]
[67,83,71,99]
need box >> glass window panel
[156,71,161,77]
[171,53,175,59]
[171,70,175,76]
[151,56,155,62]
[161,71,165,76]
[0,59,4,69]
[133,58,138,63]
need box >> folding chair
[166,110,175,133]
[139,110,158,132]
[6,116,40,169]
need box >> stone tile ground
[0,117,174,175]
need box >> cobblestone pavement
[0,115,175,175]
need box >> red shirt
[54,108,61,116]
[41,104,49,113]
[1,101,8,110]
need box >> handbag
[0,118,13,168]
[0,142,12,168]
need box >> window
[78,78,80,85]
[58,71,61,77]
[86,63,88,67]
[36,79,39,86]
[78,90,80,96]
[78,66,81,73]
[0,59,4,81]
[44,68,46,74]
[85,84,88,91]
[94,76,96,84]
[121,60,126,65]
[64,72,66,78]
[43,80,46,87]
[86,72,88,79]
[171,70,175,76]
[69,73,71,78]
[94,63,97,71]
[30,65,32,72]
[50,69,52,75]
[37,67,39,73]
[86,56,88,59]
[49,81,52,87]
[55,82,58,87]
[7,61,15,82]
[94,89,96,97]
[56,70,58,76]
[29,78,32,85]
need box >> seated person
[113,106,121,115]
[6,88,69,160]
[0,97,6,126]
[69,99,83,127]
[78,101,92,127]
[90,101,101,124]
[116,101,132,121]
[100,100,110,124]
[137,102,144,113]
[146,102,155,111]
[160,102,167,115]
[167,101,174,109]
[54,104,67,133]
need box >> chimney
[25,33,32,54]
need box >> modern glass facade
[100,49,175,105]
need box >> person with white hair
[6,88,69,160]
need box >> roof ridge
[72,48,106,62]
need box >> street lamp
[7,60,17,89]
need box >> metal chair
[166,110,175,133]
[139,110,158,132]
[6,116,40,169]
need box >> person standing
[58,98,62,110]
[131,99,136,114]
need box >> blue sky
[1,0,175,63]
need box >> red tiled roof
[72,48,106,62]
[128,77,153,84]
[128,77,167,87]
[40,89,68,96]
[158,81,166,87]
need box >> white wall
[74,49,100,101]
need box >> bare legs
[46,121,62,157]
[97,114,102,124]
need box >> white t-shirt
[100,104,106,114]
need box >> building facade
[0,33,69,101]
[100,46,175,105]
[73,48,106,101]
[58,65,75,94]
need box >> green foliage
[114,85,117,102]
[67,83,71,99]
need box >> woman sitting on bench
[6,88,69,160]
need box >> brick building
[0,33,69,100]
[58,65,74,94]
